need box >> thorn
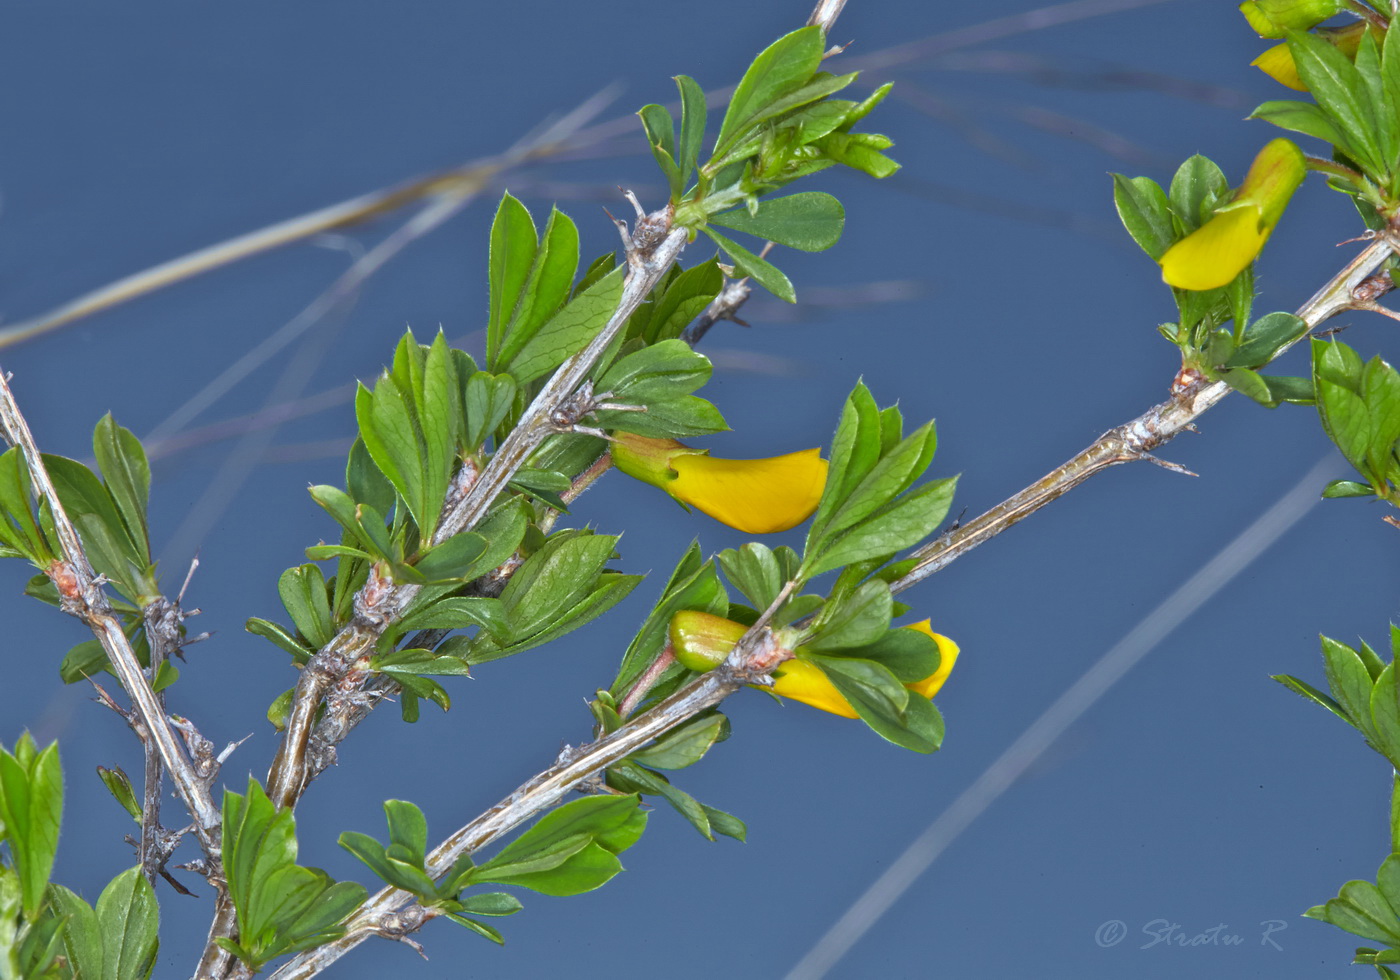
[1355,299,1400,324]
[159,868,197,897]
[621,187,646,220]
[217,733,254,766]
[1384,514,1400,530]
[1141,453,1197,477]
[177,553,200,605]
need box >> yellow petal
[769,658,859,718]
[902,619,960,699]
[1159,204,1268,291]
[1251,44,1306,91]
[670,448,828,534]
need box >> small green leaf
[95,867,160,980]
[1168,154,1229,230]
[709,192,844,252]
[676,74,707,185]
[1111,174,1173,259]
[413,532,489,583]
[0,735,63,918]
[700,226,795,302]
[1224,312,1309,369]
[714,26,824,156]
[97,766,142,822]
[277,564,335,650]
[505,266,626,384]
[1249,99,1347,147]
[246,617,314,664]
[91,415,150,557]
[630,712,729,770]
[487,193,538,367]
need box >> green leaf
[1111,174,1173,260]
[1306,879,1400,946]
[487,193,538,367]
[643,259,723,343]
[44,454,147,596]
[1168,155,1229,230]
[91,415,150,557]
[1223,312,1309,369]
[413,532,489,583]
[597,340,712,403]
[97,766,141,822]
[1322,634,1378,735]
[1322,479,1376,498]
[630,712,729,770]
[640,103,683,198]
[400,596,507,639]
[491,533,621,641]
[0,735,63,919]
[1289,30,1382,174]
[474,795,645,896]
[714,26,824,156]
[373,648,473,677]
[51,885,104,977]
[1362,356,1400,475]
[717,542,785,612]
[494,207,583,372]
[676,74,707,186]
[700,226,795,303]
[809,382,883,545]
[593,393,728,439]
[700,804,746,842]
[505,265,626,384]
[1371,664,1400,768]
[59,638,112,683]
[0,449,49,562]
[455,892,523,916]
[607,761,716,840]
[806,579,892,650]
[825,626,941,684]
[347,437,396,516]
[463,371,517,452]
[1317,377,1374,474]
[1272,673,1353,727]
[246,617,313,664]
[817,422,937,540]
[1250,99,1347,147]
[810,655,944,753]
[277,564,334,650]
[96,867,160,980]
[709,192,844,252]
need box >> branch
[262,210,689,815]
[0,371,223,849]
[267,624,787,980]
[891,234,1393,593]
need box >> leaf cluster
[1254,26,1400,213]
[1308,338,1400,504]
[217,779,367,970]
[341,795,645,945]
[642,26,898,301]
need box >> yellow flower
[610,432,827,534]
[769,619,960,718]
[1251,43,1306,91]
[1158,138,1306,291]
[1251,22,1373,91]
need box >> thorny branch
[0,372,224,853]
[272,229,1397,978]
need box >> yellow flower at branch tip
[1238,0,1342,38]
[610,432,828,534]
[1251,44,1306,91]
[1251,22,1372,91]
[1158,138,1307,292]
[768,619,960,718]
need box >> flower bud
[1239,0,1343,38]
[669,610,749,672]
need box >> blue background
[1,1,1397,977]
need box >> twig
[891,234,1392,592]
[0,372,223,850]
[268,613,788,980]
